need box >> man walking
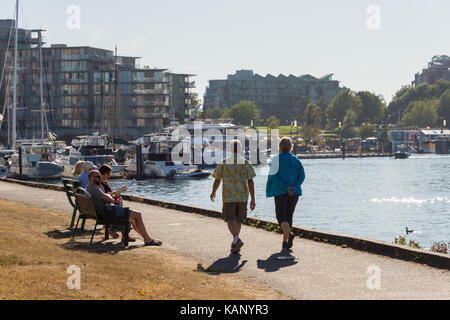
[210,140,256,254]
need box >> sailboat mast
[39,30,44,141]
[11,0,18,148]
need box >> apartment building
[204,69,341,122]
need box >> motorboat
[7,142,63,179]
[125,138,211,179]
[55,135,128,178]
[394,151,410,159]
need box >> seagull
[406,227,414,235]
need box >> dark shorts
[222,202,247,223]
[275,194,299,227]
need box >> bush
[430,241,449,254]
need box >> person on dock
[266,137,305,251]
[210,140,256,254]
[87,170,162,246]
[98,164,135,242]
[74,161,97,188]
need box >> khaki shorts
[222,202,247,223]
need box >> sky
[1,0,449,104]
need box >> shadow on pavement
[257,250,298,272]
[197,253,248,275]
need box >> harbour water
[57,154,450,248]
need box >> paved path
[1,180,449,299]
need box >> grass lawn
[0,199,286,300]
[255,126,301,136]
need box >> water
[55,154,450,248]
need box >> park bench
[62,178,86,230]
[73,192,130,247]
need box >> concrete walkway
[1,180,449,300]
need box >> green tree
[356,91,386,124]
[358,124,377,139]
[300,125,321,150]
[326,89,363,128]
[222,100,261,125]
[401,100,438,127]
[266,116,279,129]
[304,103,322,127]
[295,96,311,123]
[437,89,450,125]
[205,106,224,119]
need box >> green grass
[255,126,300,136]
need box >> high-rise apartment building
[0,19,195,144]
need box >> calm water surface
[61,154,450,248]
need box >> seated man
[86,170,162,246]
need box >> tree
[401,100,438,128]
[205,106,224,119]
[300,125,321,150]
[356,91,386,124]
[266,116,279,129]
[303,103,322,127]
[295,96,311,123]
[326,89,363,128]
[437,89,450,125]
[358,124,377,139]
[222,100,260,125]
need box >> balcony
[133,77,167,83]
[133,89,170,95]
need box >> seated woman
[74,161,97,188]
[98,164,134,242]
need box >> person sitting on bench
[86,170,162,246]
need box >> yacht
[55,135,128,178]
[125,137,211,179]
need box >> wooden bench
[62,178,85,230]
[73,192,131,247]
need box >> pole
[39,31,44,141]
[12,0,19,149]
[113,46,118,150]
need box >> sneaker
[231,239,244,254]
[287,233,295,249]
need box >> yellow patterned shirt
[212,155,256,203]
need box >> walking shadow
[197,253,248,275]
[257,250,298,272]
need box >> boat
[161,119,270,166]
[394,151,410,159]
[125,138,211,179]
[55,135,128,178]
[394,144,410,159]
[7,142,63,179]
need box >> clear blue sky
[1,0,449,103]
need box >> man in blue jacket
[266,137,305,250]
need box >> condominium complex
[0,19,195,144]
[413,55,450,86]
[203,69,341,122]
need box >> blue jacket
[266,152,305,197]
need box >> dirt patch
[0,198,287,300]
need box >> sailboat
[4,0,63,179]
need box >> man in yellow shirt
[210,140,256,254]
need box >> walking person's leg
[275,194,292,249]
[286,195,299,249]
